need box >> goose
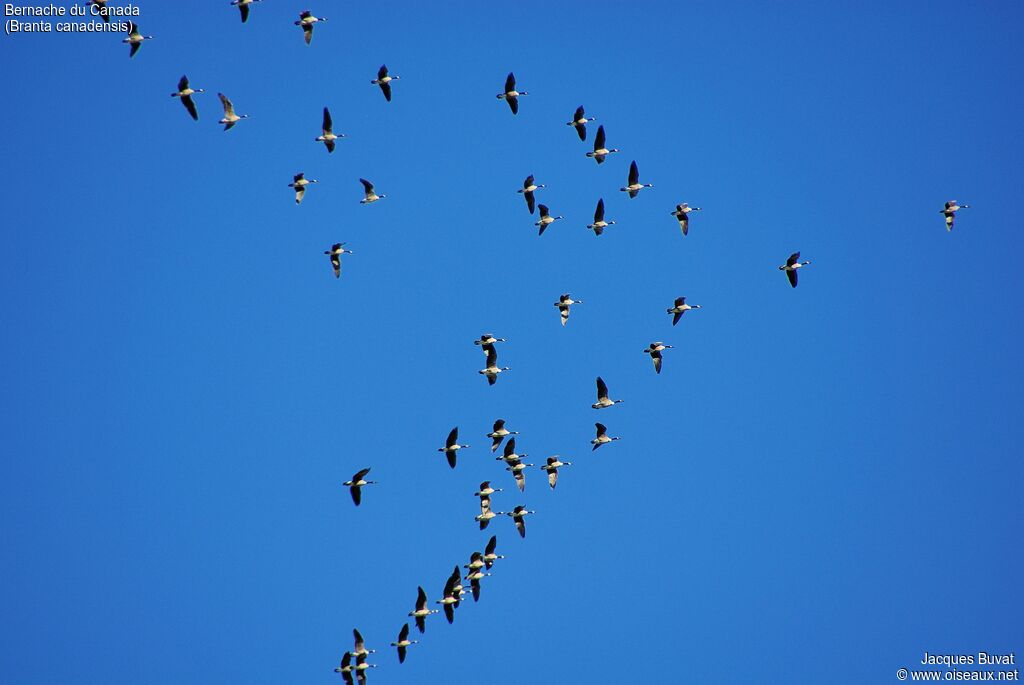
[437,427,469,469]
[464,569,491,601]
[587,198,616,236]
[671,203,701,236]
[436,574,460,624]
[316,106,346,153]
[667,297,701,325]
[231,0,261,23]
[541,456,573,489]
[475,334,507,355]
[497,72,527,114]
[359,178,386,204]
[643,341,673,374]
[505,458,534,492]
[592,376,623,409]
[566,105,595,141]
[495,437,527,465]
[479,347,510,386]
[171,75,203,121]
[123,21,153,58]
[535,204,564,236]
[586,125,619,164]
[779,251,811,288]
[390,623,417,664]
[475,507,500,530]
[353,654,376,684]
[506,505,535,538]
[334,652,355,685]
[408,586,438,633]
[620,160,653,198]
[555,293,582,326]
[371,65,400,102]
[88,0,109,22]
[464,551,486,572]
[342,468,376,506]
[350,628,375,659]
[217,93,248,131]
[517,175,544,215]
[941,200,969,231]
[483,535,504,569]
[478,493,492,516]
[446,565,467,608]
[324,243,354,279]
[591,422,620,450]
[295,10,326,45]
[288,172,318,205]
[475,480,503,497]
[486,419,518,452]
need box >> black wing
[446,427,458,448]
[493,419,505,431]
[594,125,606,150]
[129,41,140,58]
[485,535,497,556]
[323,106,333,132]
[181,96,198,121]
[380,82,392,102]
[398,623,409,642]
[360,178,374,194]
[416,586,428,611]
[504,72,516,92]
[239,3,249,22]
[596,376,608,399]
[787,269,798,288]
[503,437,516,458]
[446,450,457,469]
[524,190,536,214]
[350,485,361,506]
[628,160,639,186]
[594,198,605,222]
[177,75,189,91]
[507,96,518,115]
[787,252,800,267]
[443,603,454,624]
[378,64,389,80]
[672,312,682,326]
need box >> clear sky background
[1,2,1022,683]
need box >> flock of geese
[103,2,974,680]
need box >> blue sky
[1,2,1022,683]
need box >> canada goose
[593,376,623,409]
[295,10,326,45]
[475,480,503,497]
[171,75,203,121]
[505,458,534,492]
[123,22,153,58]
[586,125,619,164]
[390,623,417,664]
[334,652,355,685]
[475,334,507,356]
[506,505,535,538]
[316,106,346,153]
[324,243,354,279]
[353,654,376,684]
[217,93,248,131]
[447,565,466,608]
[779,251,811,288]
[566,105,595,141]
[475,507,500,530]
[465,569,491,602]
[408,586,438,633]
[88,0,109,22]
[671,203,701,236]
[464,551,486,572]
[517,175,545,215]
[231,0,261,23]
[620,160,653,198]
[555,293,582,326]
[479,347,510,386]
[643,341,673,374]
[497,72,527,114]
[535,204,564,236]
[350,628,375,658]
[482,535,504,569]
[495,437,527,465]
[478,493,492,517]
[371,64,400,102]
[941,200,969,231]
[486,419,518,452]
[667,297,701,325]
[342,468,376,506]
[359,178,386,204]
[436,574,460,624]
[587,198,616,236]
[438,427,469,469]
[591,422,620,450]
[288,172,318,205]
[541,456,573,489]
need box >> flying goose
[643,341,673,374]
[506,505,535,538]
[464,551,486,572]
[295,10,326,45]
[478,492,492,517]
[217,93,248,131]
[88,0,109,22]
[671,203,701,236]
[483,535,504,569]
[436,574,460,624]
[587,198,616,236]
[408,586,438,633]
[438,427,469,469]
[505,458,534,492]
[359,178,386,204]
[334,652,355,685]
[497,72,527,114]
[620,160,653,198]
[479,347,510,385]
[475,334,507,355]
[592,376,623,409]
[465,569,491,602]
[566,105,595,141]
[541,456,573,489]
[517,175,544,215]
[667,297,701,325]
[390,623,417,664]
[779,251,811,288]
[555,293,582,326]
[475,507,500,530]
[476,481,503,499]
[231,0,261,23]
[446,565,466,608]
[123,22,153,58]
[495,437,527,465]
[371,65,400,102]
[342,468,376,506]
[591,422,620,450]
[288,172,318,205]
[350,628,375,659]
[586,125,619,164]
[535,204,564,236]
[324,243,354,279]
[941,200,969,231]
[316,107,346,153]
[171,75,203,121]
[353,654,376,684]
[486,419,518,452]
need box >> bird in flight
[671,203,702,236]
[497,72,528,114]
[316,107,346,153]
[517,175,545,215]
[587,198,616,236]
[779,251,812,288]
[555,294,582,326]
[324,243,354,279]
[667,297,701,325]
[586,125,619,164]
[566,105,596,141]
[295,10,326,45]
[343,468,376,506]
[171,75,203,121]
[941,200,969,231]
[371,65,400,102]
